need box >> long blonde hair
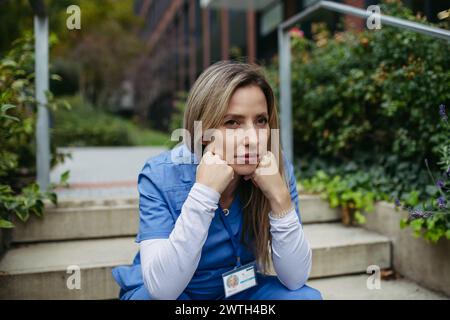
[183,60,288,274]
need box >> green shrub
[266,1,450,241]
[0,32,68,228]
[51,95,170,147]
[396,108,450,243]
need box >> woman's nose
[242,126,259,148]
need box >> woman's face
[230,276,238,287]
[204,85,270,176]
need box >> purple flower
[408,208,433,219]
[437,196,447,209]
[439,104,447,120]
[423,211,433,218]
[437,179,445,189]
[395,198,401,207]
[409,209,423,219]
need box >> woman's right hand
[196,142,234,195]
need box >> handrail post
[34,14,50,192]
[278,27,293,164]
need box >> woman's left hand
[243,151,293,214]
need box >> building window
[260,1,283,36]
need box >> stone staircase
[0,194,446,299]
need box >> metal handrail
[278,0,450,163]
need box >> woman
[112,61,322,300]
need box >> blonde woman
[112,61,322,300]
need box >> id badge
[222,262,257,298]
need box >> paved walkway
[308,274,448,300]
[50,146,168,200]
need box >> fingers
[201,150,226,165]
[201,136,218,164]
[243,152,274,182]
[203,139,215,155]
[259,154,271,167]
[210,138,216,155]
[255,151,278,176]
[200,150,213,165]
[204,135,227,161]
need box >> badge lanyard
[218,207,243,269]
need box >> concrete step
[0,237,138,299]
[11,202,138,243]
[11,194,340,243]
[266,223,391,278]
[307,274,449,300]
[299,194,341,223]
[0,223,390,299]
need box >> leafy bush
[0,32,68,228]
[51,95,170,147]
[266,1,450,241]
[395,107,450,242]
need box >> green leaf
[0,219,14,228]
[1,114,20,122]
[51,74,62,81]
[47,192,57,205]
[410,218,424,232]
[1,104,16,113]
[60,170,70,185]
[1,59,17,68]
[400,218,408,229]
[15,209,29,223]
[425,185,438,196]
[445,230,450,240]
[354,210,366,224]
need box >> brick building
[133,0,449,131]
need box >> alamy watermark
[66,5,81,30]
[366,265,381,290]
[367,5,382,30]
[66,265,81,290]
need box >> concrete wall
[0,229,3,257]
[364,201,450,297]
[0,228,12,259]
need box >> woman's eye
[257,117,268,125]
[225,120,239,127]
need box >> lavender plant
[396,104,450,242]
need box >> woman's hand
[196,142,234,195]
[244,151,293,215]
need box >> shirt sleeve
[136,162,176,242]
[139,182,220,300]
[268,156,312,290]
[269,209,312,290]
[284,153,302,224]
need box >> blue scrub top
[112,143,301,300]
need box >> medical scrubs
[111,144,322,300]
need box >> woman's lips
[235,154,258,158]
[234,154,259,163]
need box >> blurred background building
[134,0,450,131]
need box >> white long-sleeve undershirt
[139,182,312,300]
